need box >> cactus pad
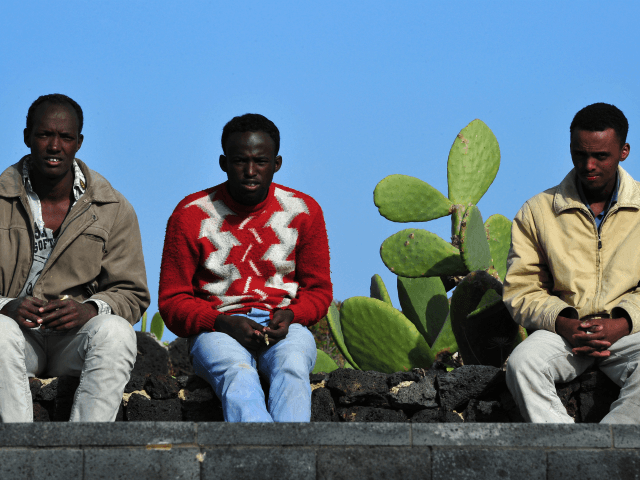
[374,175,453,223]
[484,214,512,282]
[450,271,518,367]
[397,276,448,346]
[324,302,360,369]
[447,119,500,205]
[313,349,339,374]
[460,205,493,272]
[430,313,458,357]
[370,274,393,306]
[340,297,434,373]
[381,229,467,278]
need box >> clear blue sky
[2,1,639,343]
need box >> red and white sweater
[159,181,333,338]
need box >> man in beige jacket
[504,102,640,423]
[0,94,150,422]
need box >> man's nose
[245,161,257,176]
[47,135,61,151]
[586,156,598,171]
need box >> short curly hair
[570,103,628,145]
[221,114,280,155]
[25,94,84,138]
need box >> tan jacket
[504,165,640,335]
[0,157,150,325]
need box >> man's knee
[0,314,25,354]
[83,314,136,357]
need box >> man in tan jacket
[504,103,640,423]
[0,94,150,422]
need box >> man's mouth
[242,182,260,190]
[45,157,63,165]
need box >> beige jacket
[0,157,150,325]
[504,165,640,335]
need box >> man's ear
[621,143,630,162]
[24,128,31,149]
[76,134,84,153]
[274,155,282,173]
[219,155,228,172]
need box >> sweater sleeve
[158,202,220,337]
[282,201,333,326]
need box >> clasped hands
[0,296,98,331]
[556,314,631,358]
[215,309,294,351]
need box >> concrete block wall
[1,423,639,479]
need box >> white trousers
[0,314,137,422]
[506,329,640,423]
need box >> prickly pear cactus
[370,274,393,305]
[450,271,518,367]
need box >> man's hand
[0,297,47,328]
[215,314,267,351]
[264,309,294,347]
[556,315,631,358]
[38,299,98,331]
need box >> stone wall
[28,332,621,423]
[1,423,639,479]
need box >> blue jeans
[190,309,317,422]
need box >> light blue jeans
[190,309,317,422]
[506,329,640,423]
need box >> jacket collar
[0,156,119,204]
[553,165,640,214]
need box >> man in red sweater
[159,114,332,422]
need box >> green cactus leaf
[450,271,518,367]
[370,274,392,306]
[513,326,528,348]
[341,297,435,373]
[467,289,503,318]
[484,214,512,282]
[374,175,453,223]
[447,119,500,205]
[430,313,458,356]
[397,276,448,346]
[450,204,470,240]
[324,302,360,369]
[140,311,147,332]
[460,205,493,272]
[381,229,467,278]
[150,312,164,341]
[313,349,339,373]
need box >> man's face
[219,131,282,205]
[570,128,629,196]
[24,102,83,182]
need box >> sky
[2,1,639,343]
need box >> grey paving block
[612,424,640,448]
[317,447,431,480]
[413,423,612,447]
[84,447,201,480]
[198,422,411,446]
[0,448,82,480]
[0,422,196,447]
[202,447,314,480]
[433,448,546,480]
[549,450,640,480]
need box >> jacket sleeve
[503,201,578,332]
[158,204,220,337]
[613,294,640,335]
[281,202,333,327]
[90,199,150,325]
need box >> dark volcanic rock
[326,369,388,397]
[338,406,408,423]
[437,365,504,411]
[388,374,438,413]
[310,373,329,384]
[441,410,464,423]
[311,387,338,422]
[556,379,580,420]
[125,374,147,393]
[32,402,51,422]
[144,373,179,400]
[52,376,80,421]
[498,390,525,423]
[126,394,181,421]
[410,408,441,423]
[387,371,421,388]
[463,399,510,422]
[168,338,194,377]
[34,378,58,402]
[133,332,169,376]
[579,369,620,422]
